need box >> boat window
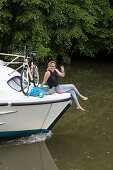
[7,76,21,92]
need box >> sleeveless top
[47,70,59,88]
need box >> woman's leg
[56,84,88,99]
[56,84,87,111]
[66,89,85,111]
[56,84,80,94]
[68,89,79,105]
[66,84,88,100]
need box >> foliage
[0,0,113,62]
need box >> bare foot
[80,95,88,101]
[77,104,85,111]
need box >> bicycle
[0,48,39,95]
[21,51,39,95]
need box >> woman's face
[49,63,56,72]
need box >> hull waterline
[0,99,71,139]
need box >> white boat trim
[0,110,18,115]
[11,97,71,106]
[0,122,6,125]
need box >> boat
[0,53,72,139]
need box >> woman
[40,61,88,111]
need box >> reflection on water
[0,133,58,170]
[0,59,113,170]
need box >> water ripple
[0,131,52,147]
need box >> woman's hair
[48,61,56,67]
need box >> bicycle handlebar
[15,51,37,58]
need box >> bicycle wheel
[33,65,39,86]
[21,67,30,95]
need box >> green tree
[45,0,113,59]
[1,0,113,62]
[0,0,12,51]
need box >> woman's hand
[55,66,65,77]
[61,66,65,73]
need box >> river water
[0,58,113,170]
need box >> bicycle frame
[22,58,33,81]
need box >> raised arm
[40,71,50,88]
[55,66,65,77]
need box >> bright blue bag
[28,87,48,98]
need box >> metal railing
[0,53,26,75]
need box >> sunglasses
[50,66,56,68]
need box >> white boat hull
[0,98,71,139]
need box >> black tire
[33,65,39,86]
[21,68,30,95]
